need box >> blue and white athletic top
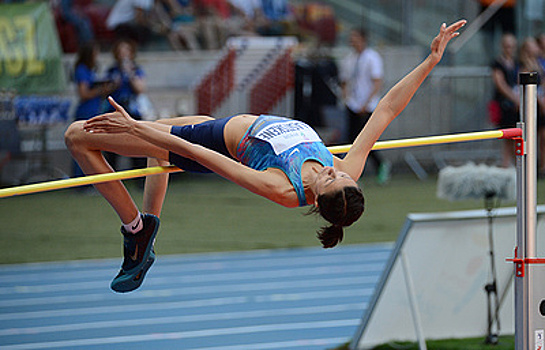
[236,115,333,207]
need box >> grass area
[330,335,515,350]
[1,172,543,264]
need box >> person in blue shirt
[66,20,466,293]
[72,42,118,179]
[257,0,293,36]
[74,42,115,121]
[101,39,148,178]
[104,39,147,118]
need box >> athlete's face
[313,166,357,203]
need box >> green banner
[0,2,66,93]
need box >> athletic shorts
[169,116,234,173]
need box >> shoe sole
[111,252,155,293]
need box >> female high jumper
[66,20,466,292]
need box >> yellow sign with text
[0,2,66,93]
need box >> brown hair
[519,37,543,74]
[74,41,99,71]
[353,27,368,40]
[307,186,365,248]
[112,39,138,62]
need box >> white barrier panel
[352,206,545,349]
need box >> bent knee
[64,121,87,150]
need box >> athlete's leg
[66,114,216,292]
[140,116,214,217]
[64,115,214,223]
[142,158,170,217]
[65,121,169,223]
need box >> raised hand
[429,19,466,64]
[83,97,137,134]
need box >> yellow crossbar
[0,128,521,199]
[327,128,519,154]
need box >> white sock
[123,213,143,234]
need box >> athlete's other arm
[337,20,466,180]
[84,98,291,206]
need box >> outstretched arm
[338,20,466,180]
[84,98,289,205]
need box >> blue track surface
[0,244,391,350]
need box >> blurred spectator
[228,0,261,19]
[519,37,543,74]
[155,0,200,51]
[102,39,149,181]
[106,0,156,46]
[490,33,519,168]
[519,37,545,177]
[59,0,94,46]
[226,0,261,36]
[257,0,296,36]
[339,27,389,184]
[479,0,516,58]
[72,41,118,181]
[294,2,337,46]
[53,0,115,53]
[104,39,147,117]
[195,0,260,47]
[73,42,118,122]
[228,0,261,30]
[295,48,343,144]
[537,33,545,70]
[192,0,231,49]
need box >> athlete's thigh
[70,120,170,160]
[155,115,214,126]
[90,116,213,159]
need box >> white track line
[0,303,366,336]
[0,288,373,321]
[0,263,385,294]
[0,275,376,307]
[0,250,391,283]
[1,319,360,350]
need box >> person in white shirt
[340,27,389,184]
[106,0,155,45]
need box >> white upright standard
[511,71,545,350]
